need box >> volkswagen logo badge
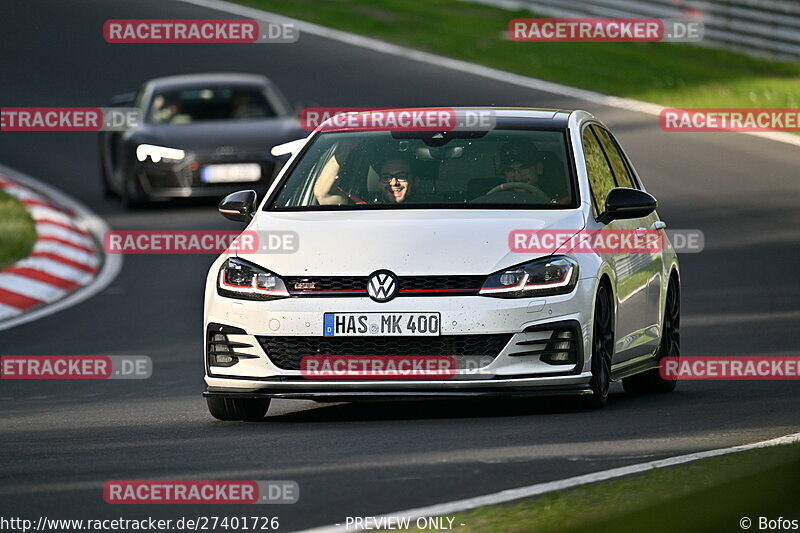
[367,270,398,302]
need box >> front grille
[142,166,183,188]
[283,275,485,296]
[284,276,368,293]
[257,334,513,370]
[401,276,484,293]
[142,160,275,189]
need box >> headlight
[135,144,185,163]
[480,256,578,298]
[217,258,290,301]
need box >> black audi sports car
[99,73,305,207]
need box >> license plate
[323,312,441,336]
[200,163,261,183]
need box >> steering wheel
[487,181,536,195]
[486,181,548,197]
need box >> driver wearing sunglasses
[377,158,417,203]
[314,142,419,205]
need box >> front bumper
[136,154,277,199]
[204,377,594,401]
[203,277,599,398]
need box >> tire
[99,135,117,198]
[584,284,614,409]
[623,278,680,394]
[121,170,148,209]
[206,397,271,421]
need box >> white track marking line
[175,0,800,150]
[0,273,67,302]
[294,432,800,532]
[0,165,122,331]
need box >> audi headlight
[135,144,185,163]
[480,256,578,298]
[217,258,289,301]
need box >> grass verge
[239,0,800,109]
[385,440,800,533]
[0,189,37,270]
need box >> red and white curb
[0,164,121,331]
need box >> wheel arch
[597,272,615,334]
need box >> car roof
[318,107,580,130]
[145,73,272,91]
[456,107,574,127]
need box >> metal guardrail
[476,0,800,61]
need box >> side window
[582,127,615,217]
[134,86,146,110]
[592,126,635,189]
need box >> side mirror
[110,92,136,107]
[598,188,658,224]
[219,190,257,223]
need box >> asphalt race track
[1,1,799,531]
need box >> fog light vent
[206,323,258,367]
[511,321,581,366]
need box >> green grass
[0,189,37,270]
[385,441,800,533]
[240,0,800,109]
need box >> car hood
[136,119,305,153]
[239,209,586,276]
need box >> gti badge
[367,270,398,302]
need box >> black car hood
[134,118,306,153]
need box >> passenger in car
[314,143,420,205]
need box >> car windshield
[147,85,277,124]
[269,129,575,210]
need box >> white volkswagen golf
[203,108,680,420]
